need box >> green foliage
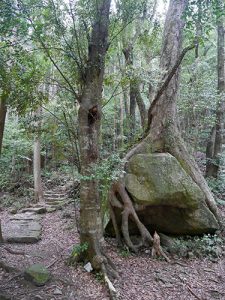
[172,234,223,258]
[94,271,104,283]
[0,117,33,191]
[119,246,131,258]
[206,173,225,197]
[79,153,124,183]
[68,242,89,266]
[0,194,30,210]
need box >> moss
[24,264,50,286]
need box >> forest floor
[1,202,225,300]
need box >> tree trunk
[113,97,124,150]
[123,46,147,135]
[123,46,136,139]
[205,12,225,178]
[33,108,44,203]
[33,135,44,202]
[118,93,124,149]
[135,82,147,129]
[109,0,221,254]
[78,0,115,272]
[206,126,216,176]
[0,92,7,157]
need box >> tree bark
[0,92,8,157]
[205,11,225,178]
[123,46,147,134]
[123,46,136,138]
[78,0,113,269]
[33,108,44,203]
[135,82,147,129]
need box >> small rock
[9,208,18,214]
[46,207,57,213]
[34,295,44,300]
[212,246,223,258]
[187,251,194,259]
[62,211,72,218]
[53,288,63,295]
[84,262,93,273]
[24,264,50,286]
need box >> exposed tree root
[101,262,118,300]
[151,232,170,262]
[0,260,19,273]
[109,181,170,262]
[92,251,119,299]
[77,235,119,299]
[110,181,153,252]
[2,246,25,256]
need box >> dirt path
[1,205,225,300]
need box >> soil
[1,204,225,300]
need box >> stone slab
[20,207,47,214]
[3,217,42,243]
[10,212,41,221]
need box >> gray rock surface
[3,212,42,243]
[106,153,219,236]
[124,153,219,234]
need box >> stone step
[20,207,47,214]
[45,200,67,206]
[44,197,68,202]
[44,193,67,198]
[10,212,42,221]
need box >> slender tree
[206,1,225,178]
[33,107,44,203]
[0,91,8,156]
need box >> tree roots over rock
[109,181,170,262]
[108,124,222,260]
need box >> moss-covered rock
[126,153,204,208]
[24,264,50,286]
[107,153,219,236]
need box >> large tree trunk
[109,0,221,254]
[206,11,225,178]
[0,92,7,157]
[78,0,117,280]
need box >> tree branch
[146,44,195,133]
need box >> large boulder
[107,153,219,236]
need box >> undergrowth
[168,234,224,259]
